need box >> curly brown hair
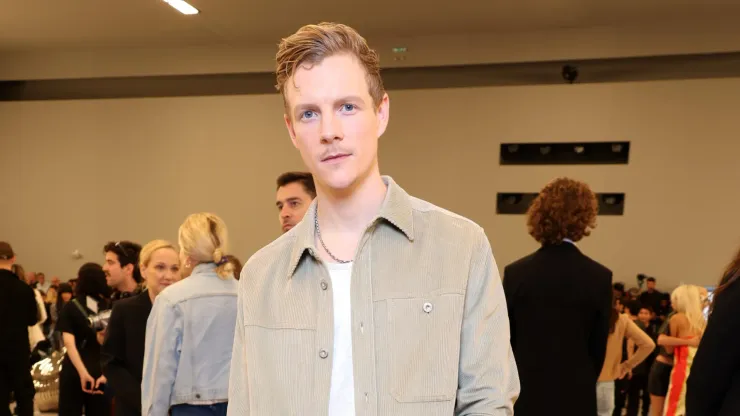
[526,177,599,245]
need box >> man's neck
[0,263,11,271]
[117,277,138,294]
[316,172,387,234]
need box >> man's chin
[282,224,294,233]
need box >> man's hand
[79,371,96,394]
[94,375,107,395]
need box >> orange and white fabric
[664,344,698,416]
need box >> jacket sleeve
[227,281,250,416]
[102,302,142,412]
[455,230,520,416]
[141,295,182,416]
[686,284,740,415]
[588,271,613,379]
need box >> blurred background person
[0,242,37,416]
[50,283,74,350]
[142,213,238,416]
[686,246,740,416]
[503,178,613,416]
[596,295,655,416]
[103,241,143,303]
[57,262,112,416]
[102,239,181,416]
[36,272,51,294]
[658,285,706,416]
[626,304,659,416]
[13,263,49,363]
[275,171,315,233]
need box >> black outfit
[110,284,144,305]
[503,243,613,416]
[613,338,629,416]
[686,280,740,416]
[101,291,153,416]
[56,296,112,416]
[0,269,38,416]
[647,314,675,397]
[627,320,657,416]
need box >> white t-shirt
[327,262,356,416]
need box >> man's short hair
[103,241,143,283]
[647,277,657,283]
[0,241,14,260]
[526,177,599,245]
[277,172,317,199]
[275,22,385,108]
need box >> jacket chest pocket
[386,294,464,403]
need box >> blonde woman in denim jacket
[142,213,238,416]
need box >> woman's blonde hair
[671,285,707,335]
[139,239,178,270]
[178,213,234,279]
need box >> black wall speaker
[497,192,626,215]
[500,142,630,165]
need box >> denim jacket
[142,263,238,415]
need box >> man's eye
[341,104,355,112]
[301,111,316,120]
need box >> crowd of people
[2,21,740,416]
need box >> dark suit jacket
[503,243,612,416]
[101,291,152,416]
[686,279,740,416]
[0,269,38,361]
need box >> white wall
[1,78,739,289]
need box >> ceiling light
[164,0,199,15]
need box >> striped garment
[664,344,698,416]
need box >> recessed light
[164,0,199,15]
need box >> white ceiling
[2,0,740,51]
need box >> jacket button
[319,349,329,359]
[195,394,201,399]
[423,302,433,313]
[320,280,328,290]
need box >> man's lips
[322,153,350,162]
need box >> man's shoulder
[242,231,297,278]
[113,292,147,311]
[504,251,539,273]
[575,251,612,277]
[408,195,485,239]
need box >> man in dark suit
[0,242,38,416]
[503,178,613,416]
[100,291,152,416]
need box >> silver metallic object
[88,309,112,331]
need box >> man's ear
[376,93,390,138]
[123,263,135,278]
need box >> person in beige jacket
[597,296,656,416]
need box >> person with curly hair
[503,177,614,416]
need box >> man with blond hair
[229,23,519,415]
